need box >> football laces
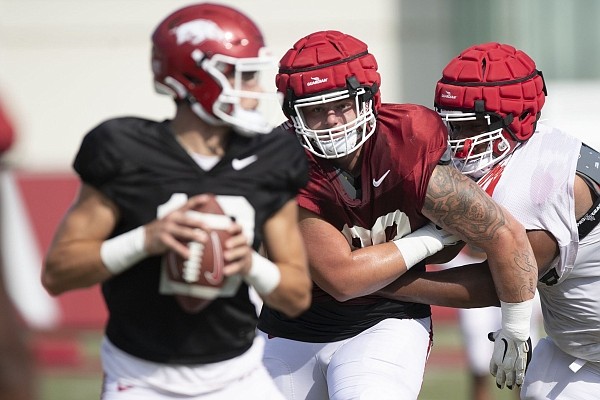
[183,241,204,283]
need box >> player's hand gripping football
[488,330,532,389]
[220,222,253,277]
[144,195,214,258]
[147,194,252,273]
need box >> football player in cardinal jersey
[379,42,600,399]
[42,4,311,400]
[257,31,538,400]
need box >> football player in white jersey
[42,4,312,400]
[379,42,600,400]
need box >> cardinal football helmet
[151,3,280,135]
[276,31,381,158]
[434,42,546,177]
[0,99,15,154]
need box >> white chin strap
[229,106,272,137]
[190,100,274,136]
[319,130,359,157]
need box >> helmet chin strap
[452,136,495,179]
[318,129,359,157]
[458,159,492,181]
[190,100,224,126]
[190,96,273,136]
[230,106,272,137]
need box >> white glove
[488,299,534,389]
[488,330,532,389]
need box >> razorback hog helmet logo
[276,30,381,118]
[172,20,226,45]
[434,42,546,145]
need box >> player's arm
[378,261,499,307]
[257,199,312,317]
[296,207,456,302]
[421,163,538,304]
[402,164,581,307]
[43,185,212,295]
[421,163,538,389]
[42,184,121,294]
[378,229,558,308]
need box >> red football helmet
[276,31,381,159]
[151,3,279,135]
[434,42,547,177]
[0,99,15,154]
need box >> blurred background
[0,0,598,399]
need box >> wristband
[100,226,148,275]
[501,299,533,341]
[245,252,281,295]
[392,223,450,270]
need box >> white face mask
[318,129,359,157]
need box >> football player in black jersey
[257,31,538,400]
[42,4,311,399]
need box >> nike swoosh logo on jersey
[372,170,391,187]
[232,155,258,170]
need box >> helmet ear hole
[183,74,202,85]
[519,111,529,121]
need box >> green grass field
[35,322,518,400]
[419,323,517,400]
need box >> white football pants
[100,335,284,400]
[259,317,432,400]
[521,336,600,400]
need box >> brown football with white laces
[164,196,235,313]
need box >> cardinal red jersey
[258,103,448,342]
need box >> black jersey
[74,117,308,364]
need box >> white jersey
[479,123,600,362]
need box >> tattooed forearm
[422,164,538,304]
[423,164,505,243]
[513,249,538,300]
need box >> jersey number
[341,210,411,249]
